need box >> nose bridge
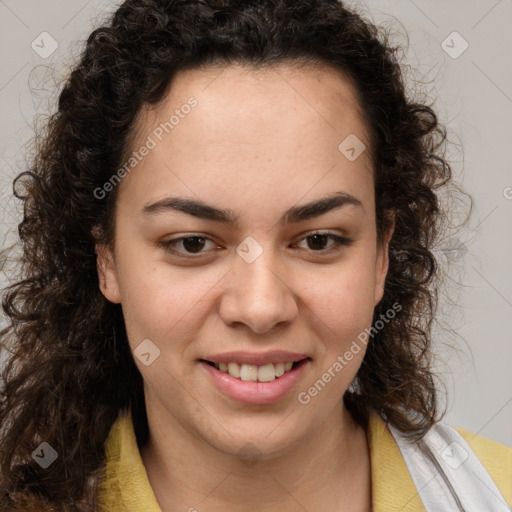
[220,236,297,333]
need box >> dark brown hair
[0,0,469,509]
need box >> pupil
[183,237,206,253]
[308,234,328,251]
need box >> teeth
[258,363,276,382]
[275,362,285,377]
[240,364,258,381]
[228,362,240,378]
[213,361,300,382]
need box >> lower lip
[199,359,310,405]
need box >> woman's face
[97,62,393,458]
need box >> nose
[218,245,298,334]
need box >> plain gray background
[0,0,511,446]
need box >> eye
[157,235,219,257]
[157,231,353,259]
[294,231,353,253]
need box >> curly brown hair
[0,0,469,510]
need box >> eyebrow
[142,191,363,227]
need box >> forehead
[116,61,373,216]
[133,60,368,145]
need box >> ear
[374,210,395,306]
[95,241,122,304]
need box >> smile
[206,360,302,382]
[199,358,311,405]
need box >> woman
[0,0,510,511]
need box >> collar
[98,408,425,511]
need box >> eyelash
[157,231,353,258]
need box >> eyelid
[293,231,353,250]
[157,230,354,258]
[156,234,219,257]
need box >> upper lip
[201,350,311,366]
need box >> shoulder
[368,410,512,510]
[453,425,512,507]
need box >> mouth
[200,358,310,382]
[198,357,311,405]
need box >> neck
[140,401,372,512]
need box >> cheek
[305,253,377,327]
[115,251,224,348]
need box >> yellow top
[97,410,512,511]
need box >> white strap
[388,421,511,512]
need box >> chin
[205,422,305,461]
